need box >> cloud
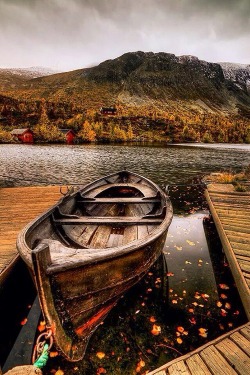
[0,0,249,70]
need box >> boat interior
[50,171,167,249]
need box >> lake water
[0,143,249,187]
[0,143,249,374]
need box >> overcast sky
[0,0,250,72]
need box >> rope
[33,344,49,369]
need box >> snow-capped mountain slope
[219,62,250,93]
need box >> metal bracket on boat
[60,185,70,196]
[32,328,53,367]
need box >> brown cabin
[59,129,76,144]
[100,107,117,116]
[10,128,34,144]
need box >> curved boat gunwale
[17,171,173,272]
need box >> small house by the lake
[10,128,34,144]
[100,107,117,116]
[59,129,76,144]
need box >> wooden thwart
[54,216,163,225]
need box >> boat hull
[17,171,173,361]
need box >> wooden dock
[148,322,250,375]
[205,183,250,319]
[0,186,64,283]
[149,182,250,374]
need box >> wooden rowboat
[17,171,173,361]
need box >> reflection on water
[164,213,218,301]
[0,143,249,187]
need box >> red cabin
[10,128,34,144]
[59,129,76,144]
[100,107,117,116]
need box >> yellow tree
[78,120,96,142]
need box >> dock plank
[215,338,250,375]
[200,345,237,375]
[185,354,211,375]
[0,186,64,279]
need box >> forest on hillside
[0,96,250,144]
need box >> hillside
[0,52,250,144]
[1,52,250,117]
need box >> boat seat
[53,216,163,226]
[77,197,161,204]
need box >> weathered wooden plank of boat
[185,353,212,375]
[215,338,250,374]
[78,197,161,203]
[225,230,250,239]
[230,331,250,356]
[54,216,164,225]
[200,345,237,375]
[168,360,190,374]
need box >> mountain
[219,62,250,94]
[1,52,250,117]
[0,67,60,90]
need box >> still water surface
[0,143,249,374]
[0,143,249,187]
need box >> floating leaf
[186,240,195,246]
[192,302,198,306]
[172,299,178,304]
[201,294,209,299]
[220,294,227,299]
[55,369,64,375]
[49,351,59,358]
[37,320,46,332]
[20,318,27,326]
[198,328,208,338]
[97,368,107,374]
[166,272,174,277]
[176,337,183,344]
[96,352,105,359]
[185,261,192,264]
[188,308,194,313]
[217,301,223,307]
[220,309,227,317]
[189,317,196,325]
[149,316,156,323]
[177,326,185,333]
[174,245,183,251]
[225,302,231,310]
[151,324,161,336]
[219,284,229,290]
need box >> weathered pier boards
[205,183,250,319]
[149,182,250,375]
[0,186,64,283]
